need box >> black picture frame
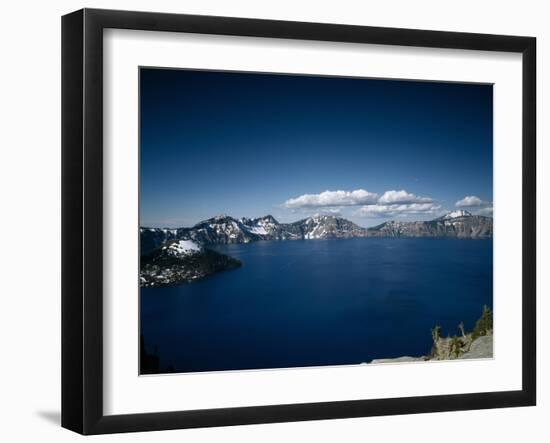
[62,8,536,435]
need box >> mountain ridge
[140,212,492,254]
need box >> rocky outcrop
[369,333,493,364]
[369,306,494,364]
[458,335,493,360]
[369,356,426,364]
[367,211,492,238]
[428,331,493,361]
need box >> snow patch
[442,210,472,219]
[247,226,268,235]
[163,240,202,256]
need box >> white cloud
[299,208,343,217]
[378,190,433,205]
[477,206,494,216]
[282,188,443,220]
[356,202,442,218]
[282,188,437,210]
[456,195,484,207]
[455,195,493,216]
[356,189,439,218]
[320,208,343,215]
[282,189,378,209]
[282,189,492,219]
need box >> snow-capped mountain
[140,211,493,254]
[240,215,285,237]
[439,210,472,220]
[241,214,368,241]
[295,215,369,240]
[140,214,369,253]
[191,215,260,244]
[368,211,492,238]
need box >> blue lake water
[140,238,493,373]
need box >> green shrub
[450,336,461,358]
[472,305,493,340]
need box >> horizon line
[139,210,492,230]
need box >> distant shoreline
[140,212,493,256]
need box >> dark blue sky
[140,68,493,228]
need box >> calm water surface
[141,238,493,373]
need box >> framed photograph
[62,8,536,435]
